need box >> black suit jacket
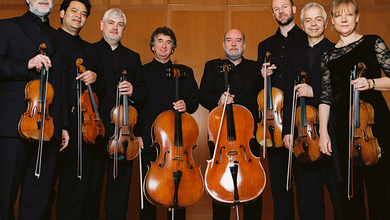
[135,59,199,153]
[0,11,69,141]
[199,57,260,123]
[94,38,147,139]
[282,38,334,137]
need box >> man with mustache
[46,0,106,219]
[94,8,147,220]
[255,0,306,219]
[282,3,343,219]
[0,0,70,219]
[199,29,263,219]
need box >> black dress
[320,35,390,220]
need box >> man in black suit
[199,28,263,220]
[282,3,342,220]
[256,0,307,219]
[48,0,106,219]
[94,8,147,220]
[135,26,199,220]
[0,0,70,219]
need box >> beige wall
[2,0,390,219]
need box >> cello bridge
[172,156,183,161]
[228,151,238,156]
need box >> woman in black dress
[318,0,390,219]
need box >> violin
[76,58,105,144]
[18,43,54,178]
[348,62,381,199]
[257,52,284,158]
[205,57,265,218]
[294,71,322,163]
[286,71,322,191]
[107,70,139,178]
[144,61,203,213]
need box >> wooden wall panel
[169,0,226,5]
[170,10,226,70]
[109,0,167,5]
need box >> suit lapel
[20,13,43,51]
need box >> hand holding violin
[28,54,51,72]
[76,70,97,86]
[295,83,314,98]
[261,62,276,78]
[118,81,133,96]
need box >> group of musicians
[1,0,390,219]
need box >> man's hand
[218,92,235,106]
[173,100,186,112]
[28,54,51,72]
[261,62,276,78]
[59,130,70,152]
[296,83,314,98]
[119,81,133,96]
[76,70,97,86]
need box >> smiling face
[27,0,54,18]
[101,14,125,43]
[223,29,246,61]
[331,3,359,37]
[271,0,296,26]
[302,6,326,39]
[152,34,174,63]
[60,1,88,36]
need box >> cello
[18,43,54,178]
[205,57,266,219]
[144,61,203,215]
[348,62,381,199]
[286,71,322,190]
[257,52,284,158]
[107,70,139,179]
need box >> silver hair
[300,2,327,24]
[103,8,126,26]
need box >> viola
[348,62,381,199]
[257,52,284,158]
[76,58,105,144]
[144,61,203,212]
[18,43,54,178]
[107,70,139,178]
[205,57,265,218]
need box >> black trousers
[0,137,58,220]
[140,152,186,220]
[48,113,107,220]
[294,156,343,220]
[267,147,296,220]
[105,153,134,220]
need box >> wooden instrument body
[80,90,105,144]
[350,100,381,166]
[18,80,54,141]
[144,110,203,208]
[205,104,266,205]
[108,104,139,161]
[256,87,284,148]
[294,104,322,163]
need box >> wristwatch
[371,79,376,89]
